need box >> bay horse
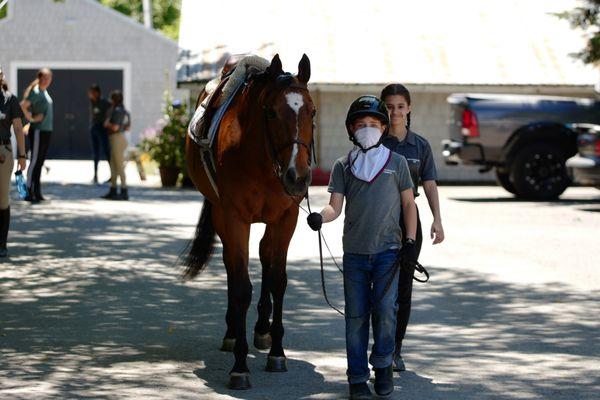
[184,54,315,390]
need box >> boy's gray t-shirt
[328,152,414,255]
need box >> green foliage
[139,96,189,169]
[556,0,600,65]
[97,0,181,40]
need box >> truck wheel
[495,169,517,195]
[510,144,570,200]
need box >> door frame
[9,61,132,110]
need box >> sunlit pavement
[1,163,599,399]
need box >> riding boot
[0,207,10,257]
[119,188,129,201]
[101,187,118,200]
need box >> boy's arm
[306,192,343,231]
[400,188,417,240]
[320,192,344,223]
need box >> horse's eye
[265,107,277,119]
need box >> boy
[307,95,417,399]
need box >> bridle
[262,82,317,188]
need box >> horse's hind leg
[253,229,274,350]
[264,207,298,372]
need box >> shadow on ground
[0,184,598,399]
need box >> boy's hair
[110,90,124,106]
[89,84,101,94]
[380,83,412,129]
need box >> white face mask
[354,126,382,149]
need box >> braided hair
[380,83,411,130]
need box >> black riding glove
[401,240,418,266]
[307,212,323,231]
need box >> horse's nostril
[285,168,297,183]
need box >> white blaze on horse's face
[285,91,304,171]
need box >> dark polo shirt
[90,97,111,126]
[0,92,25,141]
[382,130,438,196]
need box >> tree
[97,0,181,41]
[556,0,600,65]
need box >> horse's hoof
[228,372,251,390]
[253,332,272,350]
[220,338,235,352]
[265,356,288,372]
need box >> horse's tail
[183,200,216,279]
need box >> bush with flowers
[139,97,190,184]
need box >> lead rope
[304,194,346,316]
[294,182,429,317]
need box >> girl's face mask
[354,126,383,150]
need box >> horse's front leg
[253,229,274,350]
[214,211,253,390]
[264,207,298,372]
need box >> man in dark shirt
[88,84,111,184]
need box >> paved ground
[1,161,599,399]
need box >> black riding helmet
[345,95,390,149]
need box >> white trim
[9,61,132,110]
[0,0,13,25]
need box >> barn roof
[177,0,598,86]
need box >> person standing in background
[88,84,111,184]
[380,83,445,373]
[20,68,53,203]
[0,67,27,257]
[102,91,130,201]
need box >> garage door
[17,69,123,159]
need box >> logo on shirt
[0,111,5,121]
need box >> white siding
[0,0,178,145]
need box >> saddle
[188,55,270,198]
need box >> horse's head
[255,54,315,197]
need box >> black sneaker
[0,247,7,258]
[119,188,129,201]
[349,382,372,400]
[374,365,394,397]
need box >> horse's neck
[235,91,270,168]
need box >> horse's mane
[218,55,270,106]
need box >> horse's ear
[266,54,283,77]
[298,54,311,84]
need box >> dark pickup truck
[443,93,600,199]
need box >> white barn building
[0,0,179,159]
[177,0,598,182]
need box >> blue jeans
[343,249,400,384]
